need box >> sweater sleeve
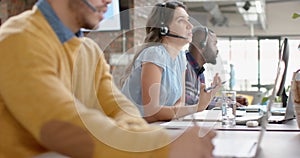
[78,38,172,155]
[0,32,170,158]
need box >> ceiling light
[243,1,251,11]
[255,1,262,13]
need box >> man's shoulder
[80,37,102,52]
[81,37,98,46]
[0,7,52,44]
[185,51,194,64]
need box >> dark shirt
[185,51,218,109]
[185,51,205,105]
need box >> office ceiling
[183,0,298,30]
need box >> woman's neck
[162,40,185,59]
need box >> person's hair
[120,1,187,87]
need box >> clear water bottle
[221,91,236,128]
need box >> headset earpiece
[160,26,169,36]
[158,2,187,39]
[159,3,169,36]
[200,27,209,49]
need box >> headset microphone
[81,0,97,12]
[165,32,188,39]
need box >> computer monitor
[81,0,130,31]
[276,38,289,107]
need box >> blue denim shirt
[36,0,82,43]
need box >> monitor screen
[276,38,289,107]
[81,0,122,32]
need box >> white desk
[257,131,300,158]
[161,125,300,158]
[159,118,299,131]
[169,110,300,131]
[266,119,299,131]
[34,130,300,158]
[158,109,300,158]
[34,113,299,158]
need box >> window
[216,37,300,93]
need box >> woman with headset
[121,1,217,123]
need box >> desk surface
[35,112,300,158]
[164,128,300,158]
[35,130,300,158]
[171,110,300,131]
[158,108,300,158]
[214,130,300,158]
[257,131,300,158]
[159,119,299,131]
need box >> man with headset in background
[0,0,216,158]
[185,26,248,108]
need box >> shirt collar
[186,51,205,76]
[36,0,83,43]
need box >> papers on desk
[183,110,247,122]
[237,105,263,112]
[235,113,263,125]
[271,107,286,116]
[160,110,249,129]
[160,110,263,128]
[183,110,222,122]
[160,120,221,129]
[236,110,247,117]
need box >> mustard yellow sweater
[0,6,170,158]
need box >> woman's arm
[141,62,198,123]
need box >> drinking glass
[221,90,236,127]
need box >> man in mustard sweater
[0,0,216,157]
